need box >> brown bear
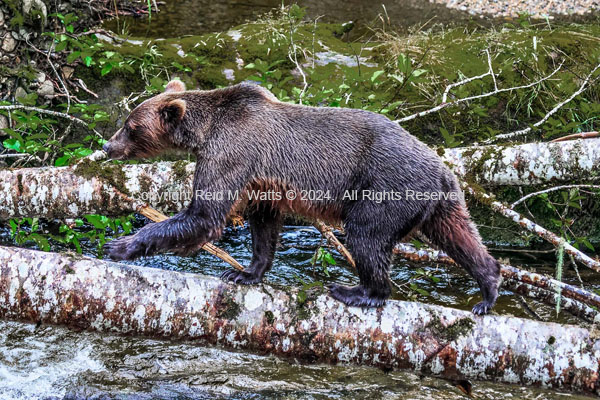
[103,80,501,314]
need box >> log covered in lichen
[0,245,599,395]
[0,139,598,220]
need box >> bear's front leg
[103,222,166,261]
[103,212,222,261]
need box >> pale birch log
[441,138,600,185]
[0,139,598,220]
[1,245,600,395]
[0,160,195,219]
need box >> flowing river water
[1,1,599,398]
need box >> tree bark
[0,245,599,395]
[0,160,195,219]
[441,138,600,185]
[0,139,598,219]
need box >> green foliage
[310,246,336,277]
[8,215,134,255]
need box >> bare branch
[464,184,600,272]
[485,62,600,144]
[0,104,89,128]
[395,60,563,123]
[551,131,599,142]
[393,242,600,321]
[511,185,600,208]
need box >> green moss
[427,314,475,342]
[73,159,130,196]
[264,310,275,325]
[16,173,23,194]
[172,160,190,183]
[217,294,241,320]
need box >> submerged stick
[135,205,244,272]
[1,245,599,395]
[393,243,600,322]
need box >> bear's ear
[160,99,186,126]
[164,80,186,93]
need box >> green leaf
[54,155,71,166]
[323,252,336,266]
[84,56,93,67]
[67,51,81,63]
[101,63,113,76]
[370,70,384,82]
[55,40,68,52]
[85,214,108,229]
[3,138,22,152]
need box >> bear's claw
[472,301,493,315]
[328,283,386,308]
[220,269,262,284]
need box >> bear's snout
[102,143,111,153]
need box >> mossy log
[0,245,599,395]
[0,139,598,220]
[441,138,600,185]
[0,159,195,219]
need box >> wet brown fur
[103,80,501,314]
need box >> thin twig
[313,219,356,268]
[464,184,600,273]
[396,61,563,123]
[551,131,599,142]
[511,185,600,208]
[47,40,71,113]
[485,62,600,144]
[393,242,600,320]
[0,105,89,128]
[486,49,498,92]
[0,153,29,159]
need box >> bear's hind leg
[221,204,282,284]
[420,202,501,315]
[328,217,396,308]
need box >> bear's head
[103,80,187,160]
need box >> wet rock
[35,71,46,83]
[2,35,17,53]
[0,115,8,134]
[37,80,55,97]
[15,86,27,100]
[0,9,5,26]
[21,0,47,25]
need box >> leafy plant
[310,246,336,277]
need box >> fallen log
[2,153,598,316]
[1,139,598,220]
[0,159,195,219]
[0,245,599,395]
[463,184,600,273]
[441,138,600,186]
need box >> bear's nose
[102,143,111,153]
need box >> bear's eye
[127,126,141,140]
